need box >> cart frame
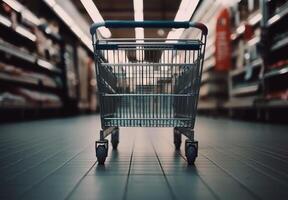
[90,21,208,165]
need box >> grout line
[177,155,221,200]
[0,126,61,152]
[5,138,79,181]
[237,142,288,155]
[247,145,288,159]
[170,135,261,200]
[0,137,70,170]
[64,160,97,200]
[210,145,288,186]
[199,151,262,200]
[150,134,177,200]
[157,133,221,200]
[0,135,56,159]
[235,144,288,163]
[122,136,136,200]
[18,143,92,199]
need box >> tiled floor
[0,115,288,200]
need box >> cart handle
[90,20,208,36]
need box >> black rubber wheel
[185,145,197,165]
[96,145,107,165]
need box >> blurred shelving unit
[225,0,264,116]
[224,0,288,120]
[182,0,228,113]
[258,0,288,118]
[184,0,288,121]
[0,0,98,121]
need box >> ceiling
[72,0,182,38]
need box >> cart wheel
[96,145,107,165]
[173,130,182,150]
[111,130,119,150]
[185,144,197,165]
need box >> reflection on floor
[0,115,288,200]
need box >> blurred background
[0,0,287,122]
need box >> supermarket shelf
[0,14,11,27]
[0,73,37,85]
[0,73,61,94]
[38,24,63,43]
[264,66,288,79]
[267,1,288,27]
[204,47,215,61]
[0,5,61,45]
[224,96,257,109]
[231,10,262,40]
[203,57,215,72]
[2,0,41,26]
[200,83,227,98]
[42,0,93,52]
[0,102,62,110]
[230,83,259,97]
[0,42,35,63]
[14,25,37,42]
[271,37,288,51]
[203,64,214,72]
[201,71,227,84]
[230,58,262,76]
[247,36,260,46]
[36,59,62,74]
[0,14,36,45]
[256,99,288,108]
[198,100,222,110]
[0,15,60,75]
[0,42,61,75]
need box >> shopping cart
[90,21,208,165]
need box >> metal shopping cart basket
[90,21,208,165]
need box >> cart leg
[95,130,109,165]
[111,127,119,150]
[173,128,182,150]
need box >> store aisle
[0,116,288,200]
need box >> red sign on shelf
[215,8,231,71]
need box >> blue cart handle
[90,20,208,35]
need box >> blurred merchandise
[183,0,229,111]
[77,46,90,110]
[0,0,287,121]
[64,44,77,99]
[185,0,288,119]
[0,91,26,107]
[0,0,98,121]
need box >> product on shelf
[268,59,288,69]
[0,62,22,75]
[17,88,62,107]
[35,20,61,64]
[0,91,26,108]
[0,38,32,55]
[270,0,288,16]
[0,61,60,88]
[266,90,288,100]
[77,46,90,109]
[0,0,98,114]
[0,87,62,109]
[65,44,77,99]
